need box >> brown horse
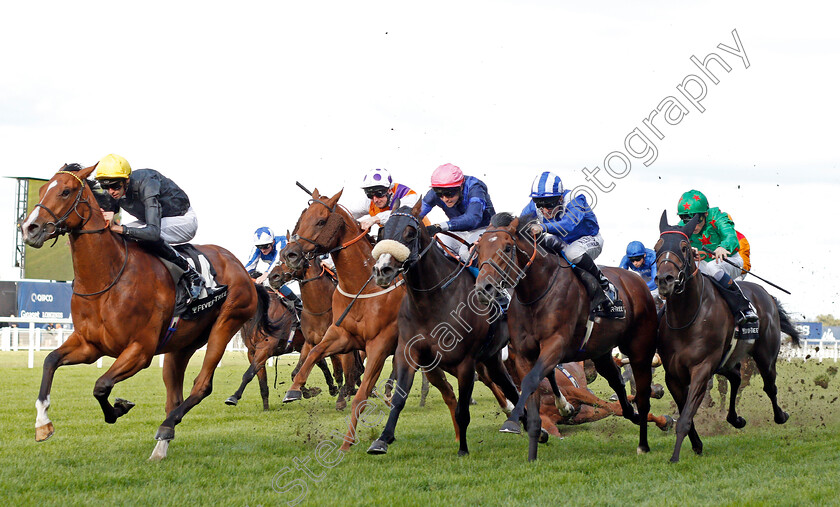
[474,213,659,461]
[654,212,800,463]
[22,164,274,460]
[224,289,338,409]
[269,252,362,409]
[281,189,404,451]
[366,203,521,456]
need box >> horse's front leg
[593,353,639,424]
[668,363,713,463]
[368,345,417,455]
[718,363,746,428]
[36,333,100,441]
[502,339,561,434]
[224,349,256,406]
[285,325,351,402]
[340,336,392,452]
[94,341,153,424]
[454,362,477,457]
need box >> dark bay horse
[224,288,339,409]
[269,252,362,409]
[654,212,800,463]
[474,213,659,461]
[367,203,521,456]
[22,164,275,460]
[281,189,404,451]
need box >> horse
[281,188,405,451]
[474,213,659,461]
[654,211,801,463]
[269,251,363,410]
[366,202,521,456]
[224,287,339,409]
[21,163,276,460]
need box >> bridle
[290,198,370,260]
[656,229,704,330]
[477,225,542,301]
[34,170,108,241]
[34,170,127,297]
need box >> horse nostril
[27,223,40,235]
[482,283,496,295]
[380,266,394,277]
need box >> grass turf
[2,351,839,506]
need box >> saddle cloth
[162,244,228,320]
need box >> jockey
[244,227,302,323]
[95,154,204,301]
[347,168,428,231]
[522,171,624,319]
[419,163,495,262]
[677,190,758,325]
[619,241,658,298]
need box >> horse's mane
[490,212,515,227]
[62,163,83,172]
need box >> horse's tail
[773,296,801,347]
[254,283,284,338]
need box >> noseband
[34,171,106,240]
[477,227,539,290]
[655,230,697,295]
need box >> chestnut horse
[224,289,338,409]
[367,203,521,456]
[474,213,659,461]
[269,252,362,409]
[281,189,404,451]
[22,164,274,460]
[654,212,800,463]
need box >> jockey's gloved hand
[426,224,442,236]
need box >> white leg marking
[504,399,515,416]
[555,391,575,417]
[149,440,170,461]
[35,395,51,428]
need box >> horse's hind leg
[423,366,459,439]
[329,355,343,396]
[225,349,256,406]
[628,359,653,454]
[164,346,199,413]
[592,354,639,424]
[752,347,789,424]
[368,351,417,455]
[36,334,100,441]
[718,364,746,428]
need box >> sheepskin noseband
[372,239,411,263]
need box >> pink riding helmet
[430,163,464,188]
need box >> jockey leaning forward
[95,154,204,301]
[244,226,302,323]
[522,171,624,319]
[620,241,659,298]
[345,168,429,233]
[419,163,495,263]
[677,189,758,325]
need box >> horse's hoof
[458,449,469,457]
[367,440,389,455]
[728,416,747,429]
[302,387,322,399]
[328,385,339,397]
[224,396,239,406]
[149,439,170,461]
[155,426,175,441]
[669,457,680,464]
[114,398,135,416]
[775,411,789,424]
[637,445,650,455]
[335,398,347,411]
[539,428,549,444]
[283,390,302,403]
[661,415,675,432]
[35,422,54,442]
[651,384,665,399]
[499,420,521,434]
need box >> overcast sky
[1,1,837,319]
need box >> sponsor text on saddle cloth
[159,244,228,320]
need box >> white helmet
[253,227,275,246]
[361,168,392,189]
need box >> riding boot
[285,292,303,327]
[147,240,204,300]
[573,253,625,319]
[713,272,759,325]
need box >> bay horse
[224,288,339,409]
[21,164,275,460]
[654,211,800,463]
[474,213,659,461]
[367,203,521,456]
[269,251,363,410]
[281,189,404,451]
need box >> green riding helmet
[677,190,709,217]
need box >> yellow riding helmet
[96,154,132,180]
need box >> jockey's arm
[122,197,162,241]
[444,197,485,232]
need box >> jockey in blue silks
[244,226,302,323]
[619,241,658,298]
[521,171,624,319]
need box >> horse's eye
[316,219,327,227]
[504,244,513,253]
[60,188,71,197]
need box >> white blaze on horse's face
[374,253,393,273]
[21,181,59,241]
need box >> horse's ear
[411,198,423,217]
[327,188,344,207]
[312,188,321,199]
[78,163,97,180]
[510,217,520,230]
[286,230,291,241]
[391,197,401,211]
[659,210,670,232]
[683,214,701,236]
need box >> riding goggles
[679,212,704,222]
[257,243,273,250]
[629,256,644,262]
[99,180,125,191]
[364,188,389,199]
[433,187,460,198]
[533,196,562,209]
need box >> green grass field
[2,351,839,506]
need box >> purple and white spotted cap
[361,167,393,189]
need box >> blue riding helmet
[529,171,564,198]
[626,241,646,258]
